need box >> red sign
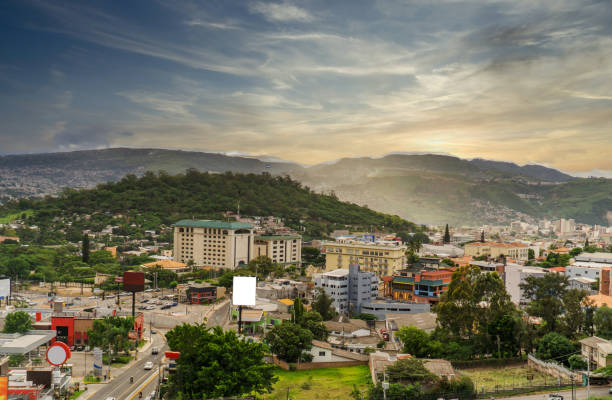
[0,376,7,400]
[46,341,71,366]
[123,271,145,292]
[165,351,180,359]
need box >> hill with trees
[0,169,418,242]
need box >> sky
[1,0,611,174]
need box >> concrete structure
[359,300,430,320]
[0,331,56,355]
[566,264,606,280]
[309,340,369,363]
[580,336,612,370]
[254,234,302,265]
[323,239,406,277]
[141,259,189,272]
[469,260,505,274]
[419,244,464,258]
[181,283,225,304]
[314,265,378,314]
[503,264,548,305]
[389,268,454,304]
[173,220,255,269]
[369,352,455,385]
[464,241,529,261]
[568,277,596,293]
[386,312,438,333]
[51,311,144,347]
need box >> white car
[105,397,116,400]
[144,361,154,370]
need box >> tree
[247,256,280,278]
[292,297,305,323]
[302,247,325,266]
[265,322,313,363]
[3,311,32,333]
[561,289,589,339]
[165,324,276,399]
[312,288,336,320]
[594,305,612,339]
[520,273,568,332]
[569,247,582,257]
[81,234,90,264]
[386,358,439,386]
[585,238,590,247]
[87,316,135,356]
[568,354,587,370]
[299,311,328,340]
[480,231,485,243]
[443,224,450,244]
[528,248,535,260]
[89,250,114,265]
[536,332,575,365]
[396,326,430,357]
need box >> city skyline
[1,0,612,174]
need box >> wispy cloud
[249,2,314,22]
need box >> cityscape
[1,1,612,400]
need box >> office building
[323,239,406,277]
[314,265,378,314]
[254,234,302,265]
[173,220,255,269]
[464,242,529,261]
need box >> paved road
[497,385,611,399]
[87,332,168,400]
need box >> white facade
[314,265,378,314]
[566,264,606,280]
[504,264,547,305]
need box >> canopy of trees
[265,322,313,363]
[3,311,32,334]
[166,324,276,399]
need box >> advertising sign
[232,276,256,306]
[93,347,103,376]
[0,376,7,400]
[123,271,145,292]
[0,279,9,299]
[46,341,71,366]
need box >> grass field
[0,210,33,224]
[459,365,558,392]
[261,366,371,400]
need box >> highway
[88,332,168,400]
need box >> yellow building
[464,242,529,261]
[173,220,254,269]
[322,240,407,277]
[254,235,302,265]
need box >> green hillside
[1,170,418,242]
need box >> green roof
[255,235,301,241]
[174,220,253,229]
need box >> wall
[271,356,367,370]
[527,354,581,383]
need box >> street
[498,385,611,399]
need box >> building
[420,244,465,258]
[503,264,548,305]
[469,260,504,275]
[579,336,612,370]
[141,259,189,272]
[369,352,456,385]
[307,340,369,364]
[464,242,529,261]
[314,265,378,314]
[323,239,407,277]
[173,220,255,269]
[568,277,596,293]
[359,300,431,320]
[389,268,454,304]
[182,283,225,304]
[254,235,302,265]
[51,311,144,347]
[566,264,606,281]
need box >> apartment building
[464,242,529,261]
[173,220,254,269]
[254,235,302,265]
[323,239,407,277]
[389,268,454,304]
[314,265,378,314]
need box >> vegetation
[1,170,419,243]
[536,333,576,365]
[3,311,33,333]
[165,324,277,399]
[594,305,612,339]
[87,316,135,356]
[311,288,337,320]
[265,322,314,363]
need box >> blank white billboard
[0,279,10,298]
[232,276,256,306]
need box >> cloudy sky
[1,0,611,173]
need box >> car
[171,302,178,307]
[144,361,154,370]
[106,294,116,299]
[74,297,81,301]
[146,305,156,310]
[141,299,149,303]
[161,304,171,310]
[88,296,97,299]
[151,329,157,334]
[138,306,147,310]
[144,289,154,293]
[609,387,612,394]
[105,397,116,400]
[546,395,563,400]
[152,347,159,355]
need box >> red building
[51,311,144,347]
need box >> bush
[568,354,587,370]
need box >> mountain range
[1,148,611,226]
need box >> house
[579,336,612,370]
[568,277,596,293]
[389,268,454,304]
[385,312,438,333]
[308,340,369,364]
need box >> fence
[527,354,581,383]
[270,355,367,370]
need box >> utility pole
[586,355,590,400]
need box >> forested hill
[3,170,418,239]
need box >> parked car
[171,302,178,307]
[152,347,159,355]
[105,397,116,400]
[144,361,154,370]
[146,305,156,310]
[106,294,116,299]
[546,395,563,400]
[88,296,97,299]
[141,299,149,303]
[138,306,147,310]
[161,304,171,310]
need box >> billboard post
[232,277,256,334]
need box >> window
[319,351,326,356]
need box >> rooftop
[142,259,188,270]
[174,219,253,230]
[255,235,301,241]
[0,330,56,355]
[466,242,527,248]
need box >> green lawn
[0,210,33,224]
[69,389,85,399]
[261,366,371,400]
[459,365,558,392]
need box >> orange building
[390,268,455,304]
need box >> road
[88,332,168,400]
[497,385,611,399]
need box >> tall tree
[265,322,313,363]
[82,234,90,264]
[561,289,589,339]
[396,326,430,358]
[536,332,575,365]
[594,305,612,339]
[520,273,568,332]
[443,224,451,244]
[166,324,276,399]
[585,238,590,247]
[312,288,336,320]
[299,311,329,340]
[292,297,305,323]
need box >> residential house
[579,336,612,370]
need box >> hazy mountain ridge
[1,148,610,226]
